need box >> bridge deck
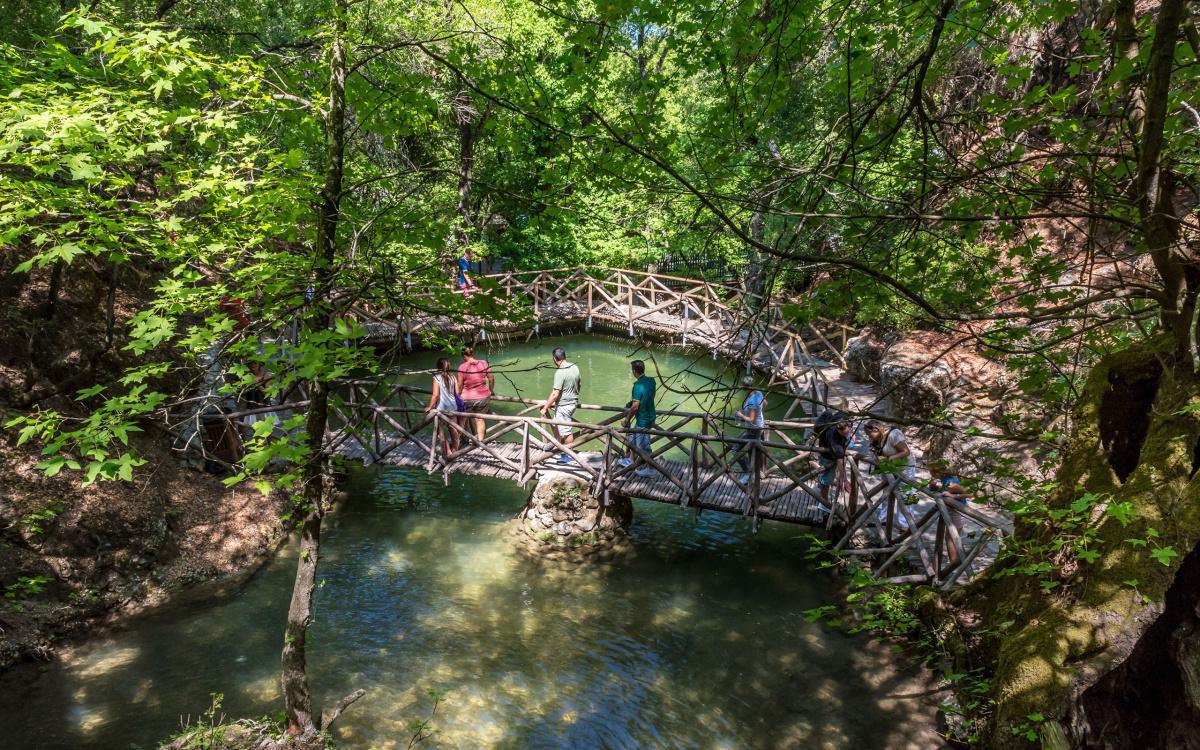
[333,435,829,526]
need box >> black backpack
[814,410,845,441]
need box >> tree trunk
[744,190,772,300]
[44,260,63,320]
[1131,0,1188,353]
[104,260,118,351]
[281,0,348,738]
[958,341,1200,747]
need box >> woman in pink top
[456,345,494,441]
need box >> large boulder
[878,340,955,418]
[843,329,888,382]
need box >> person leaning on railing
[863,419,917,530]
[812,410,851,511]
[929,461,972,565]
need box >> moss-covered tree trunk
[962,340,1200,748]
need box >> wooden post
[586,280,593,331]
[426,412,439,472]
[681,299,689,346]
[749,440,762,524]
[934,517,945,577]
[519,420,530,486]
[601,431,614,505]
[626,277,634,336]
[532,278,542,334]
[372,408,380,458]
[686,437,699,507]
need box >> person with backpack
[425,357,461,454]
[812,410,852,509]
[929,462,972,564]
[864,419,917,530]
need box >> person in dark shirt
[813,410,851,509]
[620,360,657,477]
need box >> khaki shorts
[463,398,490,414]
[554,402,578,436]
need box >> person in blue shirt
[619,360,657,476]
[456,248,476,294]
[732,375,766,486]
[930,462,972,564]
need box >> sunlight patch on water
[74,645,139,680]
[371,543,412,574]
[69,704,108,734]
[239,672,281,704]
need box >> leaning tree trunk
[281,0,348,739]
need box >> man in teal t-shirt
[621,360,657,475]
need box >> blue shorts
[818,457,838,486]
[631,430,652,456]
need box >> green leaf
[1150,547,1179,566]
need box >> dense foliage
[3,0,1200,747]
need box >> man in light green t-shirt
[540,346,582,464]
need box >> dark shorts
[463,398,490,414]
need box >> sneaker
[557,454,576,465]
[635,467,655,477]
[616,457,634,467]
[739,473,751,485]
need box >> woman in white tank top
[425,357,460,453]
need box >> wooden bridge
[204,266,1006,589]
[324,381,1004,590]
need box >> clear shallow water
[0,337,939,749]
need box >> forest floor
[0,256,291,672]
[0,432,287,671]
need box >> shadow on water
[0,336,949,750]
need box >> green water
[0,336,939,749]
